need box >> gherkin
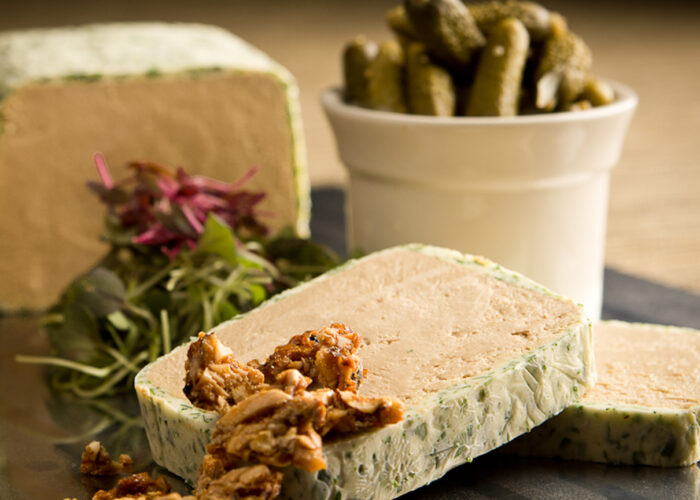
[405,43,456,116]
[404,0,486,68]
[535,27,592,110]
[582,75,614,107]
[386,5,417,42]
[548,11,568,37]
[342,2,609,115]
[468,1,552,41]
[343,36,378,106]
[467,17,530,116]
[561,99,592,112]
[366,40,408,113]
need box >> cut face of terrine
[135,244,593,498]
[508,321,700,466]
[0,23,309,310]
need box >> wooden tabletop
[2,0,699,295]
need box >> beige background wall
[2,0,699,293]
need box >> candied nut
[195,464,282,500]
[255,323,366,393]
[187,324,405,498]
[80,441,133,476]
[207,388,327,472]
[91,472,170,500]
[319,389,405,436]
[273,368,312,395]
[184,332,265,412]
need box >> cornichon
[467,17,529,116]
[535,27,592,110]
[582,75,614,106]
[549,11,568,37]
[342,1,613,116]
[561,99,592,112]
[366,40,408,113]
[343,35,378,105]
[403,0,486,68]
[406,43,455,116]
[386,5,417,44]
[468,0,551,41]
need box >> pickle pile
[342,0,614,116]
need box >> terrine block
[508,321,700,466]
[135,244,594,498]
[0,22,309,310]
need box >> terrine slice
[508,321,700,466]
[135,244,593,498]
[0,22,309,310]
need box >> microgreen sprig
[18,155,340,398]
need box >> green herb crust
[135,244,594,498]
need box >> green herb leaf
[77,268,127,317]
[46,303,102,363]
[107,311,131,331]
[215,300,239,324]
[195,214,238,265]
[249,284,267,305]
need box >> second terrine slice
[507,320,700,466]
[135,244,593,498]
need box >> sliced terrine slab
[0,22,309,310]
[135,244,594,498]
[508,320,700,466]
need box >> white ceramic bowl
[322,83,637,320]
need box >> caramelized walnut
[272,368,312,395]
[184,332,266,412]
[202,385,404,478]
[194,462,282,500]
[91,472,172,500]
[314,389,405,437]
[206,388,327,472]
[252,323,366,392]
[80,441,133,476]
[186,324,405,499]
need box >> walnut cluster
[79,324,403,500]
[80,441,133,477]
[252,323,367,392]
[78,441,189,500]
[184,331,266,412]
[185,324,404,499]
[91,472,178,500]
[184,324,368,413]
